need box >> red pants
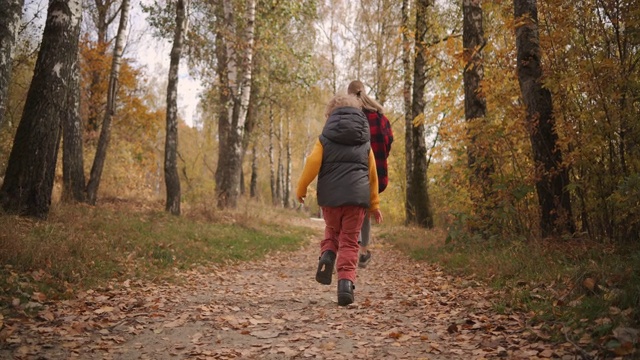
[321,206,366,283]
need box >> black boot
[315,250,336,285]
[337,279,354,306]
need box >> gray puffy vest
[317,106,371,208]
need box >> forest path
[1,218,577,359]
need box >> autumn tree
[405,0,434,228]
[513,0,574,236]
[463,0,494,226]
[86,0,131,205]
[0,0,82,217]
[164,0,188,215]
[84,0,121,132]
[538,0,639,241]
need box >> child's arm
[296,139,323,203]
[368,149,382,223]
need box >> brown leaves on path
[1,219,579,359]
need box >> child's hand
[371,209,383,224]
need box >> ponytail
[347,80,385,114]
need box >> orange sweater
[296,139,380,210]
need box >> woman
[347,80,394,268]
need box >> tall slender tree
[402,0,413,208]
[406,0,434,228]
[164,0,188,216]
[0,0,25,129]
[86,0,131,205]
[463,0,493,224]
[214,0,256,209]
[513,0,575,236]
[0,0,82,218]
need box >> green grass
[378,224,640,355]
[0,200,314,306]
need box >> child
[296,93,383,306]
[347,80,394,268]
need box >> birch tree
[0,0,82,217]
[86,0,130,205]
[214,0,256,209]
[0,0,25,129]
[164,0,187,215]
[62,53,86,203]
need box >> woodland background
[1,0,640,356]
[1,0,638,241]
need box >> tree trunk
[86,0,119,132]
[405,0,434,228]
[164,0,187,216]
[62,54,86,203]
[275,116,284,206]
[284,117,292,208]
[268,106,276,205]
[463,0,493,224]
[239,64,259,197]
[250,143,258,198]
[0,0,25,129]
[402,0,413,216]
[214,0,231,204]
[215,0,255,209]
[0,0,82,218]
[86,0,130,205]
[513,0,575,236]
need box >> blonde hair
[325,93,362,118]
[347,80,384,113]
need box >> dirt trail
[1,218,577,359]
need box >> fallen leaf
[32,292,47,302]
[94,306,114,314]
[583,278,596,292]
[38,311,55,321]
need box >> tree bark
[250,143,258,198]
[0,0,82,218]
[513,0,575,236]
[463,0,493,223]
[268,106,276,205]
[406,0,434,228]
[214,0,231,205]
[0,0,25,129]
[284,117,292,208]
[62,52,86,203]
[402,0,413,215]
[86,0,130,205]
[215,0,255,209]
[164,0,187,216]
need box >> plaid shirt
[365,109,393,193]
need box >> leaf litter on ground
[0,218,620,359]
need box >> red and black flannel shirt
[364,109,393,193]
